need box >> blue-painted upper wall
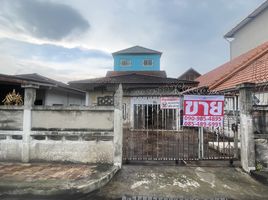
[114,54,161,71]
[112,46,162,71]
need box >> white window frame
[120,59,132,67]
[143,59,153,66]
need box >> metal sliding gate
[123,96,239,162]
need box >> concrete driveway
[86,165,268,200]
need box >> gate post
[21,84,38,163]
[238,83,255,172]
[114,84,123,168]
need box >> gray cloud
[0,38,112,62]
[0,0,266,82]
[0,0,90,40]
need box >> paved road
[90,165,268,200]
[2,165,268,200]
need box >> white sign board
[160,97,180,109]
[183,95,224,127]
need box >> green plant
[256,162,263,171]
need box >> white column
[238,83,256,172]
[85,91,90,106]
[113,84,123,168]
[21,84,38,163]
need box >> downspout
[224,36,233,61]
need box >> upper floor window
[143,59,153,66]
[120,59,132,67]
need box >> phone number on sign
[183,121,223,127]
[183,116,223,121]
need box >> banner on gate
[183,95,224,127]
[160,97,180,109]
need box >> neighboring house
[197,3,268,167]
[70,46,198,129]
[196,41,268,94]
[224,1,268,59]
[178,68,201,81]
[196,41,268,138]
[0,73,85,106]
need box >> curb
[0,165,119,196]
[75,165,119,194]
[250,170,268,185]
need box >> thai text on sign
[160,97,180,109]
[183,95,224,127]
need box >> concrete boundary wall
[0,107,23,130]
[0,85,123,165]
[30,140,114,163]
[0,135,23,161]
[32,108,114,131]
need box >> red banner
[183,95,224,127]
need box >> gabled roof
[14,73,85,93]
[0,73,54,87]
[106,70,167,78]
[224,1,268,38]
[15,73,60,85]
[178,68,201,80]
[112,46,162,56]
[196,41,268,91]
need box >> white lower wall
[0,138,114,164]
[0,139,22,161]
[30,140,114,164]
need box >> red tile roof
[196,41,268,91]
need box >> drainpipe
[224,36,233,61]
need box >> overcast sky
[0,0,265,82]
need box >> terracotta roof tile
[216,53,268,91]
[196,41,268,91]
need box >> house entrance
[123,96,239,163]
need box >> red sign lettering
[183,95,224,127]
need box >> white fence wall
[0,106,116,164]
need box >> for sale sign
[160,97,180,109]
[183,95,224,127]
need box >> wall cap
[236,82,255,89]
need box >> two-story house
[70,46,197,130]
[113,46,161,71]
